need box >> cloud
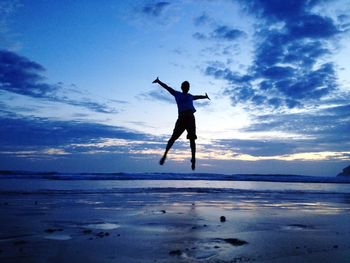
[203,3,350,168]
[212,25,246,41]
[193,25,246,42]
[244,103,350,150]
[0,49,52,96]
[58,97,120,114]
[192,13,246,42]
[0,113,169,172]
[0,49,120,113]
[0,113,155,152]
[142,1,170,17]
[0,0,21,50]
[203,0,347,111]
[194,13,212,27]
[242,0,314,22]
[192,32,207,40]
[1,109,348,173]
[198,99,350,161]
[0,112,181,174]
[138,89,174,103]
[288,14,340,38]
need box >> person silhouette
[152,77,210,170]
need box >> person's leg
[159,136,176,165]
[160,118,185,165]
[186,114,197,170]
[190,139,196,170]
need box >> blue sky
[0,0,349,176]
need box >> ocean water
[0,172,350,195]
[1,176,349,218]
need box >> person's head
[181,81,190,93]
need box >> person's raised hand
[205,93,210,100]
[152,77,159,83]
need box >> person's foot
[159,156,166,165]
[191,158,196,171]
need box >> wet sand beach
[0,178,350,262]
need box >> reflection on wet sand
[1,179,350,262]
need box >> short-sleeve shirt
[174,91,196,114]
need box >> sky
[0,0,349,176]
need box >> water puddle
[85,223,120,230]
[44,234,72,241]
[282,224,315,231]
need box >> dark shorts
[171,110,197,140]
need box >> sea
[1,171,350,195]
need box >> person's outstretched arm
[152,77,176,96]
[193,93,210,100]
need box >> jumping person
[152,77,210,170]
